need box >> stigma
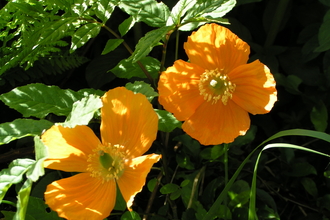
[198,68,236,105]
[87,143,125,183]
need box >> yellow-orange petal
[101,87,158,158]
[229,60,277,115]
[117,154,161,210]
[184,23,250,73]
[182,101,250,145]
[42,125,101,172]
[45,173,116,220]
[158,59,205,121]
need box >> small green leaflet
[70,23,102,52]
[125,81,158,102]
[155,109,182,132]
[111,56,160,79]
[127,26,174,63]
[102,39,124,55]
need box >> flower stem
[223,143,229,220]
[1,200,16,207]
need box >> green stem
[101,24,156,87]
[223,143,229,220]
[1,200,17,207]
[264,0,290,47]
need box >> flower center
[87,143,125,183]
[198,68,236,105]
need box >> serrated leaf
[63,95,103,128]
[0,159,35,203]
[0,83,88,118]
[167,0,197,26]
[95,0,119,23]
[128,26,174,62]
[125,81,158,102]
[111,56,160,79]
[0,119,53,145]
[119,16,136,37]
[101,39,124,55]
[154,109,182,132]
[160,183,180,194]
[70,23,102,52]
[118,0,170,27]
[180,0,236,31]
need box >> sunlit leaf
[70,23,102,52]
[179,0,236,31]
[0,83,91,118]
[119,16,136,37]
[111,57,160,79]
[62,95,102,128]
[0,119,53,145]
[95,0,119,23]
[0,159,35,203]
[127,26,174,62]
[14,178,32,220]
[166,0,197,26]
[118,0,170,27]
[125,81,158,102]
[154,109,182,132]
[121,211,141,220]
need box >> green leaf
[179,0,236,31]
[95,0,119,23]
[286,162,317,177]
[26,137,48,182]
[310,100,328,132]
[70,23,102,52]
[0,119,53,145]
[160,183,180,194]
[201,145,226,160]
[118,0,170,27]
[315,10,330,52]
[128,26,174,62]
[167,0,197,26]
[101,39,124,55]
[114,185,126,211]
[63,95,103,128]
[25,196,62,220]
[119,16,136,37]
[147,178,158,192]
[154,109,182,132]
[14,178,33,220]
[121,211,141,220]
[111,56,160,79]
[0,83,89,118]
[301,177,318,197]
[0,159,35,203]
[125,81,158,102]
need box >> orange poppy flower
[158,23,277,145]
[41,87,161,220]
